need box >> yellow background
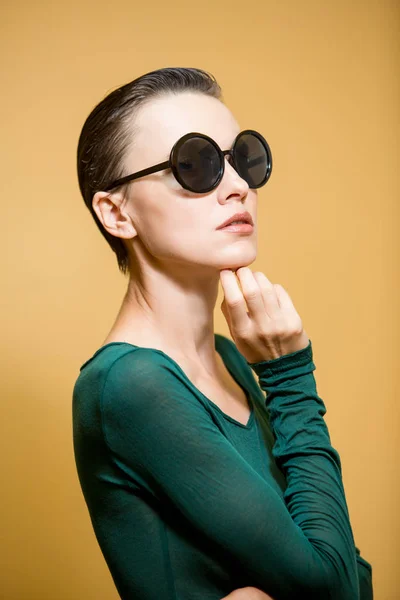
[1,0,398,598]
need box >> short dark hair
[76,67,223,276]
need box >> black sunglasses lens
[233,132,271,188]
[176,137,221,192]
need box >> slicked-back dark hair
[77,67,223,275]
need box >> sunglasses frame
[102,129,272,194]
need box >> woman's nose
[222,155,249,196]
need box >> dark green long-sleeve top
[72,333,373,600]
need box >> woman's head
[77,67,264,279]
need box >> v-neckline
[86,336,255,429]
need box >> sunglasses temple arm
[103,160,170,192]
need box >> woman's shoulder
[74,341,173,391]
[72,332,243,406]
[72,343,181,438]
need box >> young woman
[73,67,373,600]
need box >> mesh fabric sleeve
[101,340,370,600]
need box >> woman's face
[121,91,258,275]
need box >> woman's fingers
[236,268,273,318]
[220,267,280,328]
[251,271,281,318]
[219,269,251,335]
[273,282,296,311]
[219,266,309,363]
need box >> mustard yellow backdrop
[1,0,398,598]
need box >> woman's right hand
[220,267,310,364]
[220,586,274,599]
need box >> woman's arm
[220,551,374,600]
[355,546,373,599]
[101,342,361,599]
[219,267,373,599]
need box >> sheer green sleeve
[247,341,373,599]
[100,340,370,599]
[355,545,373,599]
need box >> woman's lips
[218,223,254,233]
[216,211,253,229]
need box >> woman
[73,67,373,599]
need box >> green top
[72,334,373,600]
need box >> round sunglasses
[103,129,273,194]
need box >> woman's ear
[92,190,138,240]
